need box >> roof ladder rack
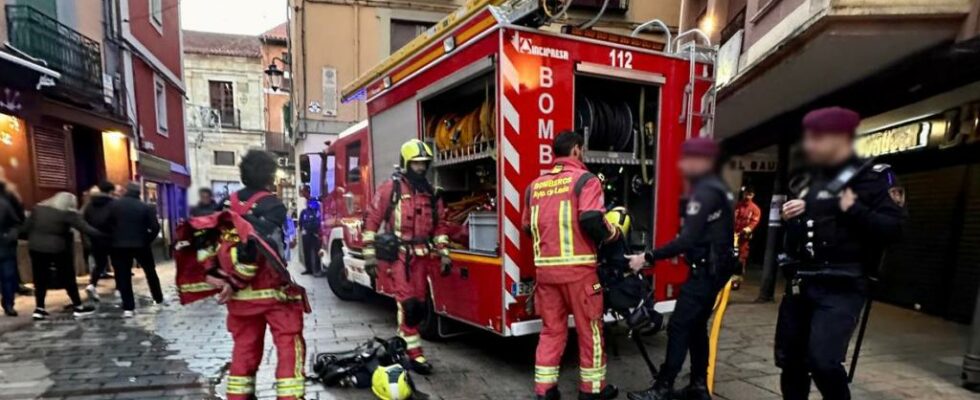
[674,29,718,139]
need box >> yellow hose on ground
[707,278,734,394]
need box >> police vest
[526,164,600,269]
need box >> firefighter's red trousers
[385,255,436,360]
[226,303,306,400]
[534,274,606,395]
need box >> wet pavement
[0,262,977,399]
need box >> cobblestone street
[0,262,976,399]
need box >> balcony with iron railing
[265,131,294,155]
[217,108,241,129]
[5,5,103,105]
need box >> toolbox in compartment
[467,211,499,254]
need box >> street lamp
[264,56,288,92]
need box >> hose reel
[575,95,635,153]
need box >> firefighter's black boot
[410,356,434,376]
[579,384,619,400]
[626,380,673,400]
[678,377,711,400]
[536,386,561,400]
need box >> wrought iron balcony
[5,5,103,105]
[265,131,294,155]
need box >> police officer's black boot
[626,380,673,400]
[579,384,618,400]
[677,377,711,400]
[536,386,561,400]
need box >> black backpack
[309,336,410,388]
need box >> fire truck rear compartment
[420,69,499,255]
[576,73,661,251]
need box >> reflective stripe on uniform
[589,319,604,393]
[178,283,215,293]
[581,365,606,393]
[533,254,598,266]
[363,230,376,242]
[558,200,574,258]
[227,375,255,394]
[235,263,258,277]
[535,365,560,384]
[196,246,216,262]
[275,376,305,397]
[402,334,422,350]
[294,335,304,378]
[393,196,403,239]
[231,287,302,302]
[433,234,449,245]
[530,205,542,259]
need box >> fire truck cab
[316,0,716,338]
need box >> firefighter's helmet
[605,206,631,236]
[371,364,413,400]
[399,139,434,169]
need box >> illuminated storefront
[859,99,980,322]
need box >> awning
[138,151,172,182]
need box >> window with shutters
[154,74,168,136]
[390,20,433,55]
[214,150,236,166]
[322,67,338,117]
[33,126,72,189]
[209,80,238,128]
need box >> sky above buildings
[181,0,287,35]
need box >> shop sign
[936,101,980,149]
[855,121,931,157]
[728,155,777,172]
[856,102,980,157]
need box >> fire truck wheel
[417,292,444,341]
[326,244,366,301]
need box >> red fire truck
[311,0,717,339]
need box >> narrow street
[0,263,974,399]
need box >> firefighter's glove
[440,256,452,277]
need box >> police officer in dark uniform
[775,107,903,400]
[628,137,736,400]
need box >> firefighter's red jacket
[735,199,761,233]
[174,210,310,313]
[362,175,450,257]
[522,157,608,284]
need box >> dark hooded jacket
[83,192,115,248]
[108,186,161,249]
[24,206,103,254]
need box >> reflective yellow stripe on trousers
[227,375,255,394]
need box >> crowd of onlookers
[0,167,163,320]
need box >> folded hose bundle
[431,99,494,151]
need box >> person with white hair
[22,191,105,320]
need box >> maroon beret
[681,137,719,158]
[802,107,860,136]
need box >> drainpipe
[756,139,789,302]
[963,290,980,390]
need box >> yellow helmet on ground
[400,139,434,169]
[605,206,631,236]
[372,364,413,400]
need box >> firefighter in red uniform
[524,131,621,400]
[198,150,309,400]
[362,139,450,376]
[732,186,761,290]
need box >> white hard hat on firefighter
[371,364,413,400]
[399,139,433,169]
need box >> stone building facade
[183,30,267,203]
